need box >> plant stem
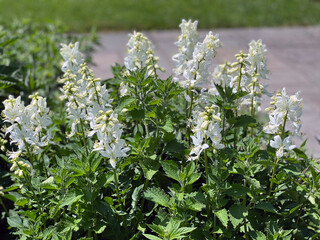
[269,157,279,197]
[0,197,9,216]
[113,167,123,211]
[79,118,89,156]
[243,178,248,240]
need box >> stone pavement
[90,27,320,157]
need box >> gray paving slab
[90,27,320,157]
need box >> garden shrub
[0,19,319,240]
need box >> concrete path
[90,27,320,157]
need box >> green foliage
[1,26,319,240]
[0,20,98,110]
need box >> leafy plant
[0,20,319,240]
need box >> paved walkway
[90,27,320,157]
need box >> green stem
[243,178,248,239]
[213,214,217,240]
[187,87,194,147]
[113,167,128,237]
[269,157,279,197]
[143,120,149,138]
[113,167,123,211]
[79,118,89,156]
[0,197,9,216]
[281,112,288,140]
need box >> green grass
[1,0,320,32]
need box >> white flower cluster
[210,40,268,113]
[59,42,111,137]
[264,88,302,158]
[124,31,163,76]
[189,106,224,161]
[264,88,302,135]
[247,39,268,79]
[89,110,130,168]
[2,94,54,158]
[172,19,199,78]
[2,94,53,174]
[270,135,295,158]
[173,20,222,89]
[59,42,129,168]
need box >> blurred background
[1,0,320,32]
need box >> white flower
[189,131,209,161]
[177,31,222,89]
[60,42,84,73]
[205,122,224,149]
[270,135,295,158]
[247,39,268,79]
[124,32,161,76]
[263,112,284,134]
[2,94,54,160]
[264,88,302,135]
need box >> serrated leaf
[164,139,187,153]
[171,226,197,238]
[140,157,160,180]
[61,190,83,207]
[143,187,170,207]
[215,209,229,227]
[161,160,179,182]
[15,198,29,206]
[115,95,135,112]
[39,176,60,190]
[249,231,267,240]
[185,197,205,212]
[226,184,250,198]
[255,202,277,214]
[143,234,162,240]
[229,204,248,228]
[7,211,23,228]
[161,117,174,133]
[132,184,144,209]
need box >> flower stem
[0,197,9,216]
[269,157,279,197]
[113,167,123,211]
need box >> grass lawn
[1,0,320,32]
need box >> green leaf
[132,184,144,209]
[7,211,23,228]
[171,226,197,238]
[39,176,60,190]
[128,109,145,120]
[140,157,160,180]
[61,190,83,207]
[228,115,256,128]
[215,208,229,227]
[90,153,102,172]
[249,231,267,240]
[161,160,180,182]
[115,95,135,112]
[164,139,187,153]
[229,204,248,228]
[161,117,174,133]
[255,202,277,214]
[185,197,205,212]
[143,187,170,207]
[148,224,165,236]
[16,198,29,206]
[143,234,162,240]
[226,184,250,198]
